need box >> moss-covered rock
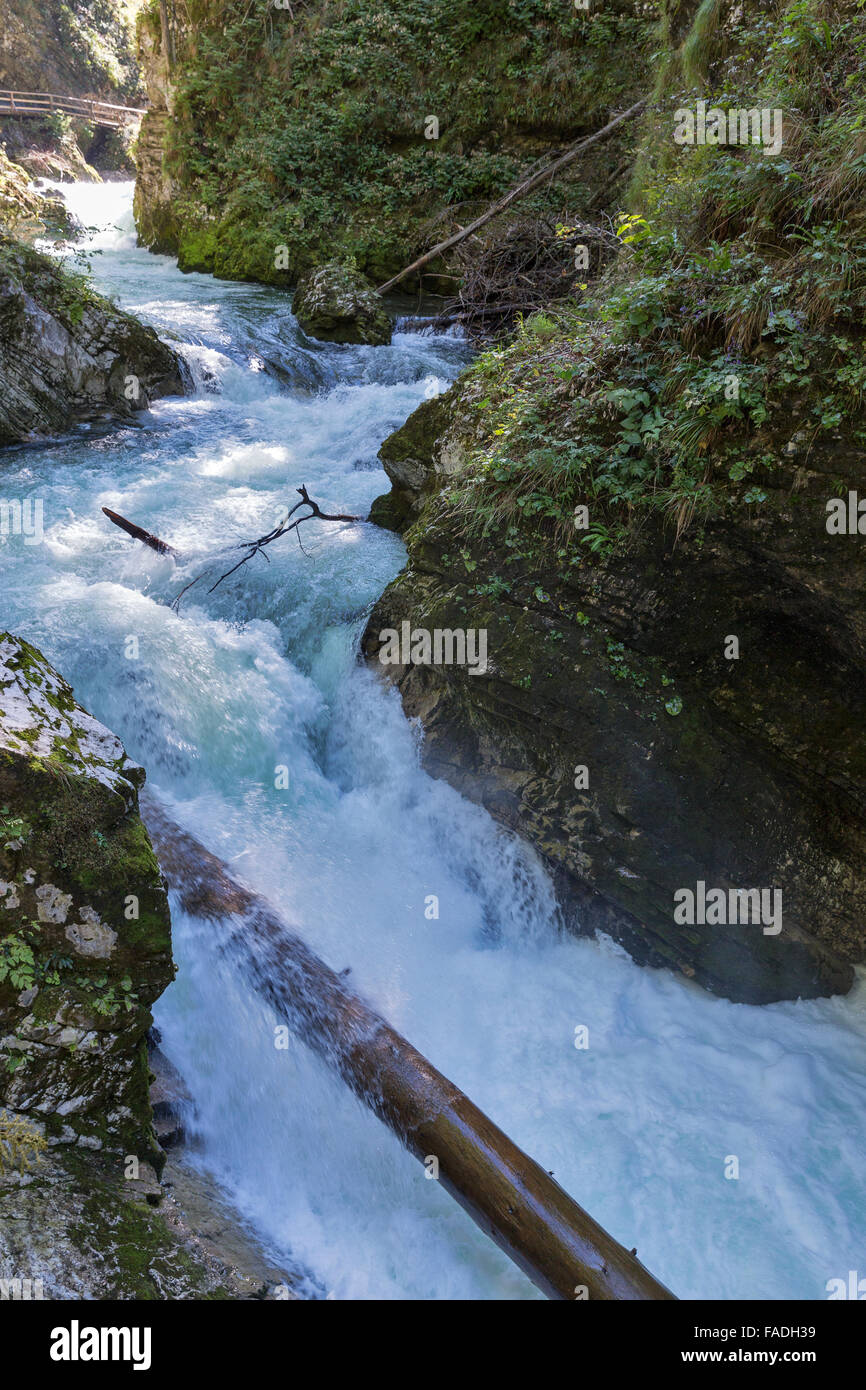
[0,1144,302,1300]
[133,0,654,286]
[291,261,392,346]
[0,147,79,241]
[374,385,470,525]
[0,230,187,445]
[0,633,174,1166]
[0,147,45,234]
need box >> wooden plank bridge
[0,91,147,128]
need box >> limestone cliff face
[362,389,866,1005]
[0,633,173,1164]
[132,4,185,257]
[0,230,187,445]
[0,0,144,100]
[0,0,145,178]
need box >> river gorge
[1,180,864,1303]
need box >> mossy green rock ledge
[0,231,187,446]
[292,262,392,346]
[0,633,174,1167]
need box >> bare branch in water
[168,486,362,610]
[103,488,363,611]
[102,507,179,557]
[203,485,362,597]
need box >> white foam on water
[4,183,865,1300]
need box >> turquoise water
[2,181,865,1300]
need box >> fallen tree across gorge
[377,99,647,296]
[141,792,677,1302]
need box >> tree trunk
[142,793,676,1302]
[377,99,646,295]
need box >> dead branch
[165,485,362,610]
[102,507,179,557]
[103,488,362,609]
[377,99,646,295]
[431,215,620,340]
[203,485,361,597]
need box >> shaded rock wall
[132,6,185,256]
[362,388,866,1005]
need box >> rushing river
[3,181,866,1300]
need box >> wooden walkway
[0,91,147,128]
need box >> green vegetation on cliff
[362,0,866,1002]
[135,0,655,282]
[442,0,866,555]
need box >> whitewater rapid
[4,181,865,1299]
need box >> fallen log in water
[102,507,178,556]
[141,792,676,1302]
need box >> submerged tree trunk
[142,793,676,1302]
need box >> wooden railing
[0,91,147,128]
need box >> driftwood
[102,507,178,557]
[141,792,676,1302]
[378,99,647,295]
[100,489,362,608]
[437,216,620,339]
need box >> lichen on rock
[0,632,174,1167]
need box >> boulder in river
[0,231,187,446]
[292,261,392,346]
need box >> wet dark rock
[0,231,187,446]
[363,390,866,1004]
